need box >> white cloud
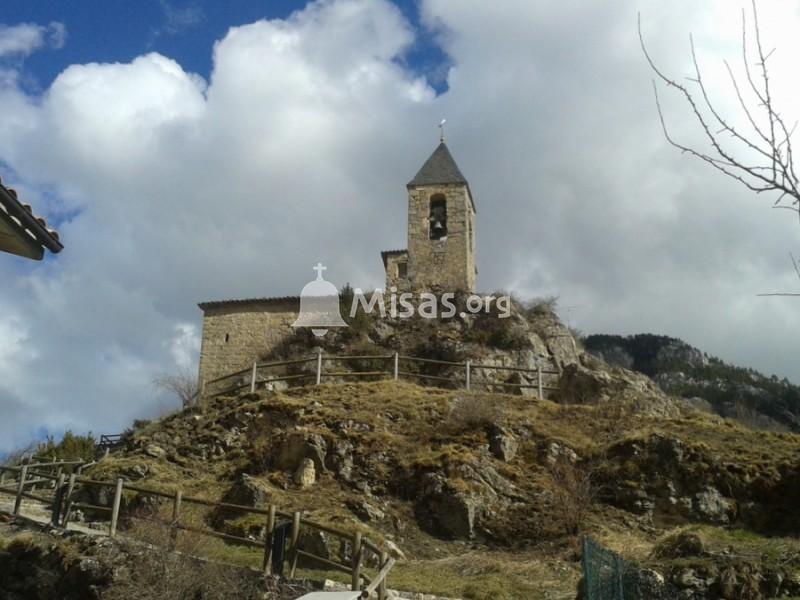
[1,0,800,452]
[151,1,205,40]
[168,324,201,369]
[0,22,67,58]
[47,21,67,50]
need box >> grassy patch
[386,552,578,600]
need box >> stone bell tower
[406,141,476,292]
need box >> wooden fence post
[393,352,399,380]
[54,459,64,489]
[537,364,543,400]
[262,504,276,574]
[62,472,77,527]
[378,550,389,600]
[52,473,66,526]
[170,490,183,549]
[109,478,124,538]
[465,359,471,391]
[13,465,28,516]
[250,361,258,393]
[351,531,363,591]
[315,350,323,385]
[289,511,302,578]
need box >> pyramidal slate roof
[408,142,468,187]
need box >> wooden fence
[203,351,561,399]
[97,434,125,455]
[0,461,394,599]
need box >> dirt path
[0,495,105,536]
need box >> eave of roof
[0,177,63,259]
[380,248,407,268]
[198,295,301,311]
[0,210,44,260]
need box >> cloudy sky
[1,0,799,453]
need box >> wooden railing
[95,434,127,458]
[0,460,90,521]
[0,462,395,598]
[204,351,561,399]
[98,434,125,452]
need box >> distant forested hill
[583,333,800,432]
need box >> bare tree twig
[152,367,199,408]
[639,4,800,295]
[638,6,799,204]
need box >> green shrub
[523,295,558,317]
[652,530,705,559]
[465,313,530,350]
[449,394,504,430]
[35,430,96,462]
[339,283,374,341]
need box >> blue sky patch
[1,0,450,94]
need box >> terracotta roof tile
[0,175,63,259]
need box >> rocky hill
[583,333,800,432]
[4,305,800,599]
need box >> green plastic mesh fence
[582,536,657,600]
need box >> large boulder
[489,427,518,462]
[294,458,316,489]
[693,486,735,524]
[325,438,354,481]
[415,472,477,539]
[599,435,739,525]
[221,473,273,507]
[413,457,522,541]
[555,361,679,418]
[273,430,327,473]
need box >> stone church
[197,141,477,384]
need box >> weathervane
[438,119,446,142]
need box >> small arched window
[224,333,230,343]
[429,194,447,240]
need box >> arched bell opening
[429,194,447,240]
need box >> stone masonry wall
[384,252,410,292]
[198,300,299,385]
[407,184,476,292]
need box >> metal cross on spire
[438,119,447,142]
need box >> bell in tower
[429,196,448,240]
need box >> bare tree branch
[639,4,800,295]
[638,6,799,206]
[152,367,199,409]
[756,293,800,297]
